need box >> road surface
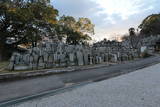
[12,63,160,107]
[0,56,160,105]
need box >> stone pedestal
[69,53,75,66]
[89,57,93,65]
[48,55,54,68]
[76,51,84,66]
[99,57,102,63]
[83,53,89,65]
[114,54,118,62]
[37,57,45,69]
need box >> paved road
[0,56,160,104]
[13,63,160,107]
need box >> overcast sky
[51,0,160,41]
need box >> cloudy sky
[51,0,160,41]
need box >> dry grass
[0,61,9,73]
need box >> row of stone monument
[8,40,140,70]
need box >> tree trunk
[0,44,13,61]
[0,53,2,62]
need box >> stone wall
[8,42,92,70]
[8,40,141,71]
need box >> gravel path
[12,63,160,107]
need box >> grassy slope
[0,61,9,72]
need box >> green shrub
[141,52,151,58]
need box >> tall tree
[121,28,141,49]
[129,28,140,49]
[0,1,58,60]
[77,18,94,35]
[58,15,94,45]
[139,14,160,36]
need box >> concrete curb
[0,63,110,82]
